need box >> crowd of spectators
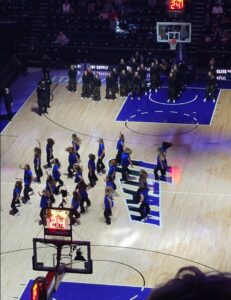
[202,0,231,49]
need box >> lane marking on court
[130,295,138,300]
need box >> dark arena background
[1,1,231,300]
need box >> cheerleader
[38,189,51,225]
[33,140,43,183]
[45,174,60,204]
[52,158,64,186]
[88,153,98,187]
[121,147,133,182]
[96,138,105,174]
[108,159,117,190]
[70,191,81,225]
[81,70,91,99]
[72,134,81,161]
[10,181,22,216]
[92,73,101,101]
[19,164,33,204]
[46,138,55,168]
[154,147,167,180]
[116,132,125,165]
[138,182,150,222]
[76,179,91,213]
[66,147,78,178]
[74,164,83,184]
[104,187,114,225]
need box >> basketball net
[168,38,177,51]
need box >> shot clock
[167,0,185,13]
[43,208,72,238]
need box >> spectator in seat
[212,2,223,15]
[55,31,69,46]
[62,0,71,15]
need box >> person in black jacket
[150,60,160,93]
[4,88,13,120]
[119,69,128,97]
[68,65,77,92]
[111,68,119,94]
[126,67,133,95]
[138,64,147,95]
[105,72,116,100]
[37,81,48,115]
[93,73,101,101]
[130,72,142,100]
[81,70,91,98]
[44,73,52,107]
[87,68,94,96]
[204,71,216,103]
[118,58,126,74]
[167,72,176,103]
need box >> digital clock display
[168,0,185,12]
[44,208,71,237]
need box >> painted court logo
[116,160,172,227]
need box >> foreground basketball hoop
[168,38,177,51]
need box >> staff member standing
[105,72,116,100]
[81,70,91,99]
[44,73,52,107]
[37,80,48,116]
[119,69,128,97]
[68,65,77,92]
[4,87,13,120]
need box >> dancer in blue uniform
[96,138,105,174]
[10,181,22,216]
[88,153,98,187]
[116,132,125,165]
[66,147,78,178]
[19,164,33,204]
[138,183,150,222]
[38,189,51,225]
[104,187,114,225]
[34,142,43,183]
[121,147,133,182]
[52,158,64,186]
[46,138,55,168]
[72,134,81,161]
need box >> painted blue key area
[116,87,219,125]
[20,281,151,300]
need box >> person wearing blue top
[74,164,83,183]
[34,146,43,183]
[10,181,22,216]
[107,159,117,190]
[104,187,114,225]
[46,138,55,168]
[121,147,133,182]
[72,134,81,161]
[154,147,168,180]
[88,153,98,187]
[138,184,150,222]
[19,164,33,204]
[38,189,50,225]
[70,191,81,225]
[96,138,106,174]
[76,179,91,213]
[46,174,60,204]
[66,147,77,178]
[52,159,64,186]
[116,132,125,165]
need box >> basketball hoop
[168,38,177,50]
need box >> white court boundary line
[210,89,221,125]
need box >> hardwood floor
[1,85,231,300]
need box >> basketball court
[1,64,231,299]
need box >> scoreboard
[167,0,185,13]
[216,69,231,81]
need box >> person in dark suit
[4,88,13,120]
